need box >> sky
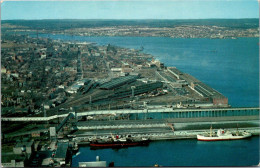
[1,0,259,20]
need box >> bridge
[1,107,259,122]
[56,112,75,133]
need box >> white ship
[197,126,252,141]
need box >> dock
[71,116,259,144]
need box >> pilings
[2,107,259,121]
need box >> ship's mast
[236,123,239,136]
[110,132,115,140]
[210,125,212,137]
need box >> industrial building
[167,67,183,79]
[180,73,200,85]
[1,155,27,167]
[191,82,228,105]
[54,142,69,166]
[99,75,140,90]
[167,67,228,106]
[112,82,163,98]
[1,141,34,167]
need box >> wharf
[75,127,260,145]
[2,107,259,121]
[72,118,259,144]
[75,116,259,130]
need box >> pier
[2,107,259,121]
[75,127,260,143]
[2,107,259,145]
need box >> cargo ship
[197,126,252,141]
[90,134,150,148]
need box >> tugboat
[197,126,252,141]
[90,134,150,148]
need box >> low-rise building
[54,142,69,166]
[2,156,27,167]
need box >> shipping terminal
[1,39,259,167]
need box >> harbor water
[72,136,259,167]
[37,34,259,166]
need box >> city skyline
[1,0,259,20]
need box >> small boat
[72,152,81,158]
[197,126,252,141]
[90,134,150,148]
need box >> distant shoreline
[2,18,259,39]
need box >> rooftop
[2,154,27,163]
[194,82,226,99]
[168,67,183,75]
[99,75,139,90]
[15,141,34,148]
[55,142,69,159]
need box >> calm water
[72,137,259,167]
[37,34,259,166]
